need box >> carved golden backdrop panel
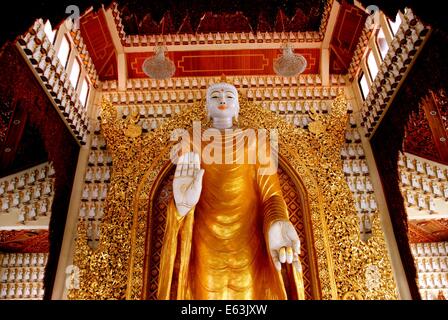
[142,163,320,300]
[69,93,398,300]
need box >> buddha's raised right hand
[173,152,205,217]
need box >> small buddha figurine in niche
[37,253,45,266]
[88,204,96,220]
[33,185,41,199]
[43,181,52,195]
[39,200,48,215]
[0,284,7,299]
[24,253,30,266]
[30,254,38,266]
[88,151,96,166]
[8,284,16,298]
[1,197,9,211]
[37,167,46,181]
[9,254,16,266]
[24,283,31,297]
[6,179,16,192]
[124,109,142,138]
[103,167,110,182]
[158,82,304,300]
[16,283,23,298]
[85,167,93,183]
[1,269,8,282]
[17,175,26,189]
[27,171,36,185]
[440,256,448,271]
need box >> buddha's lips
[218,105,227,110]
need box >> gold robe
[158,129,305,299]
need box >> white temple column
[321,1,340,86]
[361,135,412,299]
[320,48,330,86]
[103,7,127,91]
[117,52,127,91]
[51,144,90,300]
[51,89,100,300]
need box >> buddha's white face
[206,83,239,120]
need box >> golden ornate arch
[69,93,398,300]
[141,155,321,300]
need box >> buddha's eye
[226,96,234,99]
[211,96,219,99]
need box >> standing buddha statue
[158,82,304,300]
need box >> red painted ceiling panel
[80,10,118,80]
[329,2,366,74]
[127,48,320,78]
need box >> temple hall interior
[0,0,447,300]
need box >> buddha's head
[206,82,239,126]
